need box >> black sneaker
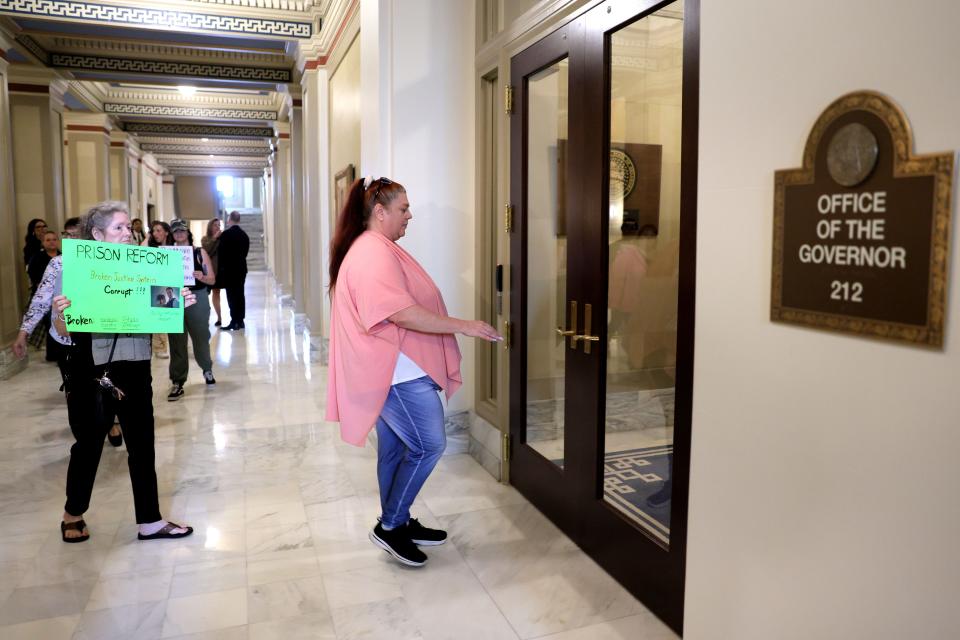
[203,370,216,386]
[369,522,427,567]
[646,483,672,509]
[406,518,447,546]
[167,383,184,401]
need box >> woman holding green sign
[52,201,194,543]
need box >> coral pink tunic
[325,231,462,446]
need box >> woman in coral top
[326,176,501,567]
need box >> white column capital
[6,72,68,111]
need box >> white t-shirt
[392,351,428,385]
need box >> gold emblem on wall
[610,148,637,201]
[771,91,954,347]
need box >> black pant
[61,355,161,524]
[225,274,247,323]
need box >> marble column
[109,130,132,204]
[273,122,293,302]
[162,175,176,219]
[8,71,66,235]
[262,166,274,279]
[301,67,331,363]
[0,40,27,378]
[62,112,112,218]
[140,153,163,222]
[289,90,307,321]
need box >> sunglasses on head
[371,177,393,203]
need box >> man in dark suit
[217,210,250,330]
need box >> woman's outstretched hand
[182,288,197,309]
[459,320,503,342]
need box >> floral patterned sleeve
[20,256,61,334]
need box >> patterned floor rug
[602,445,673,544]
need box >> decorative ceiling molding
[171,168,263,177]
[0,1,315,40]
[104,102,277,120]
[158,156,269,168]
[105,88,277,108]
[298,0,355,70]
[187,0,328,13]
[14,33,47,63]
[134,135,272,148]
[66,78,106,110]
[141,143,270,156]
[43,35,288,65]
[51,53,291,83]
[124,121,275,137]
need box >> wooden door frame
[508,0,698,634]
[575,0,699,632]
[508,16,590,535]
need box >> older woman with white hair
[52,201,194,543]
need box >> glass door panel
[525,60,569,469]
[603,5,684,546]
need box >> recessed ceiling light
[201,138,209,142]
[178,85,197,97]
[208,154,214,158]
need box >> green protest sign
[61,239,184,333]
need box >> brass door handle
[557,300,578,348]
[577,303,599,354]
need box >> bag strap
[105,334,119,367]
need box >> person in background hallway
[28,230,61,295]
[144,220,173,248]
[201,218,223,327]
[23,218,47,267]
[25,230,63,360]
[52,200,193,543]
[166,220,217,401]
[15,218,102,373]
[143,220,173,357]
[217,210,249,330]
[131,218,146,245]
[326,176,502,567]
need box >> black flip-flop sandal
[61,519,90,543]
[137,522,194,540]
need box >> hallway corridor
[0,273,673,640]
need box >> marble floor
[0,273,677,640]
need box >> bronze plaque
[771,91,954,347]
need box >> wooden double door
[508,0,698,633]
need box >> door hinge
[503,320,512,349]
[501,432,511,463]
[504,85,514,115]
[504,203,513,233]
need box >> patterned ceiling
[0,0,348,175]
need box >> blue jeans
[376,376,446,529]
